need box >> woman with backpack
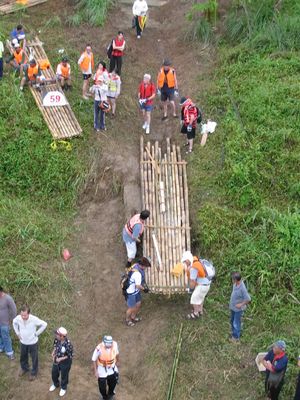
[181,251,215,319]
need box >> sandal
[126,320,135,327]
[187,312,200,320]
[185,149,193,154]
[131,317,142,323]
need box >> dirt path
[2,1,214,399]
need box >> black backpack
[196,107,202,124]
[107,40,113,59]
[120,267,135,299]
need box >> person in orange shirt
[156,59,178,120]
[7,43,27,75]
[20,59,42,91]
[78,44,94,100]
[56,56,71,91]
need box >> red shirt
[182,99,198,128]
[112,37,125,57]
[139,82,156,105]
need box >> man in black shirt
[49,327,73,397]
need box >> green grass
[68,0,115,27]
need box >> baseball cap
[55,327,68,336]
[103,335,113,347]
[163,59,171,66]
[181,251,193,265]
[179,97,188,105]
[274,340,286,350]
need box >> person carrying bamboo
[132,0,148,39]
[78,44,94,100]
[122,210,150,267]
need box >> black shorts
[161,88,175,102]
[181,124,196,140]
[83,73,91,80]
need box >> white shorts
[125,241,137,259]
[190,284,210,305]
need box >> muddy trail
[3,1,216,399]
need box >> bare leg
[111,98,116,115]
[61,77,65,88]
[188,138,193,152]
[146,111,151,126]
[82,79,89,97]
[20,77,26,90]
[163,101,168,118]
[170,100,176,116]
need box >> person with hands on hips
[92,335,120,400]
[49,327,73,397]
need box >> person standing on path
[0,38,4,79]
[92,335,120,400]
[157,59,178,120]
[49,327,73,397]
[229,272,251,342]
[90,76,109,131]
[0,286,17,360]
[138,74,156,135]
[125,257,151,326]
[132,0,148,39]
[181,251,214,319]
[180,96,199,154]
[78,44,94,100]
[109,31,125,76]
[122,210,150,267]
[13,304,47,380]
[107,69,121,117]
[263,341,288,400]
[293,355,300,400]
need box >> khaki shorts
[190,284,210,305]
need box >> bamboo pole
[172,145,181,292]
[166,323,183,400]
[177,147,187,289]
[166,138,175,294]
[152,143,161,291]
[144,149,152,289]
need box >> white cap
[103,335,113,347]
[56,327,68,336]
[144,73,151,80]
[18,34,25,40]
[14,43,20,48]
[181,251,193,265]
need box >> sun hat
[181,251,193,266]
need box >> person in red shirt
[138,74,156,135]
[180,97,199,154]
[109,31,125,76]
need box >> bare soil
[1,1,223,399]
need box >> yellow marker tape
[50,140,72,151]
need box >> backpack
[200,259,216,281]
[120,267,136,298]
[196,107,202,124]
[107,40,113,59]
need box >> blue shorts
[140,103,153,112]
[126,292,142,307]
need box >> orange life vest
[124,214,145,238]
[39,59,50,70]
[157,68,176,89]
[186,256,205,280]
[27,65,39,81]
[80,51,94,72]
[97,342,118,367]
[14,49,26,65]
[60,63,70,78]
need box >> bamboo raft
[7,37,82,139]
[140,137,191,294]
[0,0,47,14]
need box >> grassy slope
[151,2,300,400]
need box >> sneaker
[137,35,141,39]
[145,125,150,135]
[142,122,147,130]
[0,349,4,353]
[59,388,66,397]
[49,384,58,392]
[18,369,28,377]
[20,86,23,91]
[7,354,15,360]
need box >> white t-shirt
[126,270,142,295]
[13,314,47,345]
[0,41,4,58]
[92,343,119,378]
[132,0,148,16]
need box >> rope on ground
[166,322,183,400]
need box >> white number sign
[43,91,68,107]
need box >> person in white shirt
[90,77,109,131]
[92,335,120,400]
[13,304,47,380]
[0,39,4,79]
[125,257,150,326]
[132,0,148,39]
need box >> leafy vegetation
[68,0,115,27]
